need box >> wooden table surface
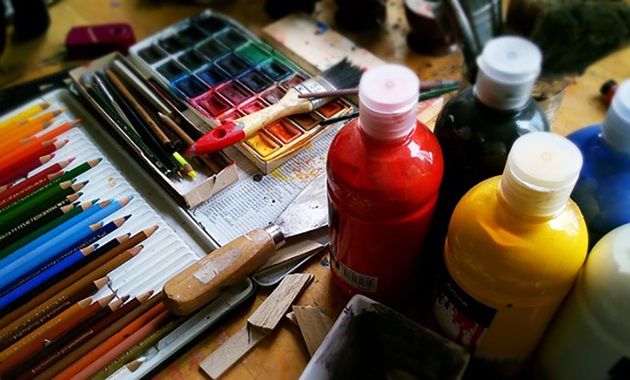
[2,1,629,379]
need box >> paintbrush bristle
[318,58,364,90]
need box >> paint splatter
[314,301,328,315]
[315,22,329,35]
[110,1,121,7]
[321,256,330,269]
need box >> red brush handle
[185,122,245,157]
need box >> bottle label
[609,357,630,379]
[433,266,496,352]
[329,202,379,293]
[331,255,379,293]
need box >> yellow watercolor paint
[246,133,278,157]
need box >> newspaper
[190,126,338,246]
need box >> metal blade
[274,173,328,239]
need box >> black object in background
[10,0,50,40]
[263,0,319,20]
[0,68,72,114]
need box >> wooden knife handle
[162,227,282,316]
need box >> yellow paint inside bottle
[433,133,589,377]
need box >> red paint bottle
[327,64,444,304]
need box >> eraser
[65,23,136,60]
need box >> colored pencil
[0,120,54,156]
[10,296,128,380]
[76,310,174,380]
[0,157,98,211]
[0,199,94,261]
[101,70,180,172]
[158,112,222,173]
[0,139,59,172]
[0,153,55,186]
[0,245,98,305]
[0,220,104,294]
[37,291,156,379]
[54,300,167,380]
[0,108,64,141]
[0,101,50,129]
[0,171,63,209]
[0,139,67,172]
[28,119,78,144]
[0,197,123,291]
[0,184,10,194]
[0,227,152,330]
[1,294,115,377]
[0,277,108,351]
[85,76,172,177]
[0,216,128,305]
[0,244,139,342]
[0,179,84,222]
[0,198,108,268]
[0,158,73,205]
[90,313,183,380]
[0,297,96,375]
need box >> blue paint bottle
[567,79,630,247]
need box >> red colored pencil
[0,140,68,175]
[0,154,56,186]
[0,158,73,205]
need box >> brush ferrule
[294,78,335,109]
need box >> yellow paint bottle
[432,132,589,377]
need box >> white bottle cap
[602,79,630,155]
[358,64,419,140]
[499,132,583,218]
[475,36,542,110]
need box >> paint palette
[129,10,355,173]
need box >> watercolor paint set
[126,10,355,173]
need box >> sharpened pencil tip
[129,245,144,255]
[123,214,132,220]
[145,225,160,236]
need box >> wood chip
[293,305,334,356]
[199,325,268,379]
[199,273,314,379]
[247,273,313,331]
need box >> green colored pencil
[0,180,87,230]
[0,198,95,261]
[0,158,102,216]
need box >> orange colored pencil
[38,291,157,379]
[0,277,109,352]
[0,120,54,154]
[0,227,154,330]
[0,154,55,186]
[54,302,168,380]
[30,119,79,143]
[0,297,93,375]
[0,140,68,175]
[69,309,172,380]
[0,102,50,130]
[8,295,128,380]
[0,108,65,142]
[0,119,76,157]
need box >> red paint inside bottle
[327,117,443,304]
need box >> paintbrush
[186,58,363,156]
[297,79,460,99]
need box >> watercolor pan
[129,10,357,173]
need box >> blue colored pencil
[0,216,131,298]
[0,196,132,291]
[0,199,106,269]
[0,245,98,310]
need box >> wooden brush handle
[186,88,314,156]
[162,228,281,316]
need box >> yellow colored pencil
[0,101,50,130]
